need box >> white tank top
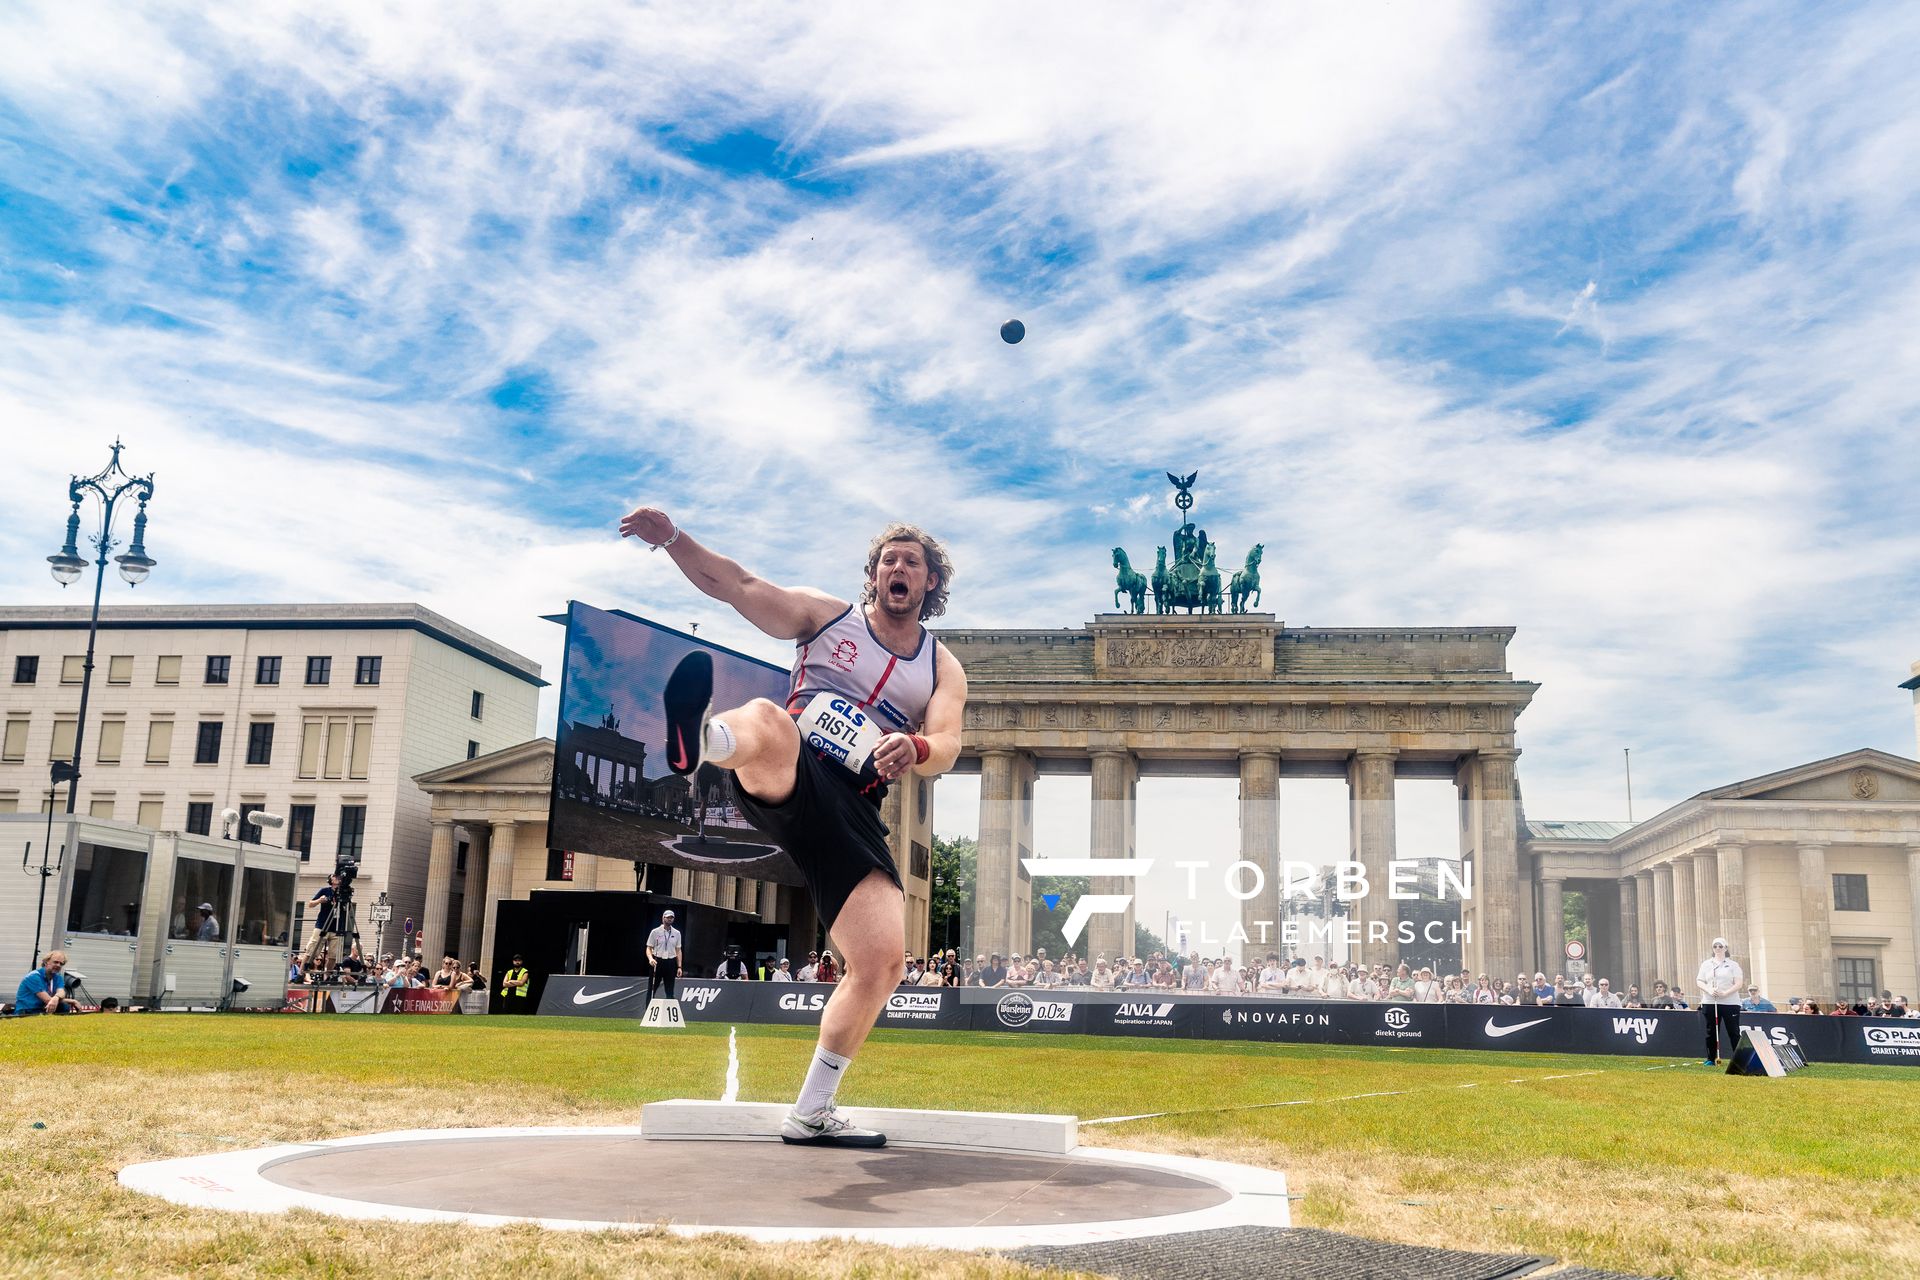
[786,605,937,735]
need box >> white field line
[720,1026,740,1103]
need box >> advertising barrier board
[535,978,1917,1065]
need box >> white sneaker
[780,1104,887,1148]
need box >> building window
[61,655,85,684]
[89,796,114,820]
[547,848,574,881]
[355,656,381,685]
[257,655,281,685]
[194,721,223,765]
[246,721,274,765]
[306,656,332,685]
[1,719,26,764]
[186,802,213,836]
[51,718,77,762]
[1836,956,1877,1005]
[287,804,315,861]
[137,798,164,829]
[96,719,125,764]
[471,690,484,720]
[337,805,367,859]
[107,655,133,684]
[1833,874,1869,912]
[205,655,231,685]
[155,655,181,685]
[456,839,469,874]
[145,720,173,764]
[13,655,38,684]
[467,740,479,760]
[237,802,265,844]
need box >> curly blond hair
[862,523,953,621]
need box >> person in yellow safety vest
[501,954,531,1005]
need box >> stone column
[480,820,517,979]
[1012,753,1038,956]
[419,820,457,963]
[1088,749,1134,964]
[1540,876,1565,978]
[691,865,718,905]
[737,876,758,915]
[1691,852,1719,971]
[1239,751,1281,961]
[1349,749,1400,970]
[457,827,488,964]
[1473,750,1521,982]
[1617,877,1639,991]
[756,877,780,925]
[1716,840,1748,963]
[716,875,737,915]
[1907,840,1920,1003]
[975,750,1018,960]
[1634,872,1656,992]
[1670,855,1696,996]
[1797,843,1834,1003]
[1653,863,1678,991]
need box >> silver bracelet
[651,525,681,553]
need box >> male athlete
[618,507,967,1148]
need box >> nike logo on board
[1484,1017,1550,1038]
[572,985,640,1006]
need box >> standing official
[646,909,683,1002]
[1696,937,1744,1066]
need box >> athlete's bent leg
[783,870,904,1148]
[720,699,802,805]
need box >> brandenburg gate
[903,616,1539,979]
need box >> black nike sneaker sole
[663,651,713,777]
[780,1130,887,1149]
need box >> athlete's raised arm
[618,506,844,641]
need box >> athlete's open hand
[619,506,675,545]
[873,733,918,782]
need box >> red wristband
[909,734,931,765]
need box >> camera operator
[715,943,753,980]
[303,874,342,964]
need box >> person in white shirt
[1257,956,1285,995]
[796,950,820,982]
[1349,971,1379,1000]
[644,910,683,1002]
[1696,937,1744,1065]
[1285,959,1315,994]
[770,958,795,981]
[1091,959,1116,991]
[1307,956,1329,994]
[1207,959,1239,994]
[1323,966,1349,1001]
[1412,968,1441,1003]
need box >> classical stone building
[935,614,1538,979]
[1525,749,1920,1003]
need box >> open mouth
[888,581,910,599]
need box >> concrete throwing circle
[118,1125,1290,1248]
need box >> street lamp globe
[114,550,155,586]
[48,553,86,586]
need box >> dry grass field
[6,1014,1917,1278]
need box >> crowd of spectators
[709,946,1918,1018]
[289,943,488,994]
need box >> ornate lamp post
[46,440,157,813]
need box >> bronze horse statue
[1112,547,1148,614]
[1151,547,1169,614]
[1229,543,1264,613]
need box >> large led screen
[547,601,804,885]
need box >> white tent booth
[3,813,297,1010]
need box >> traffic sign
[368,903,392,923]
[1565,940,1586,960]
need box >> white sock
[704,718,737,765]
[794,1045,851,1117]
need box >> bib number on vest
[796,693,883,774]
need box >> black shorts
[732,744,902,930]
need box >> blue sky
[2,3,1917,866]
